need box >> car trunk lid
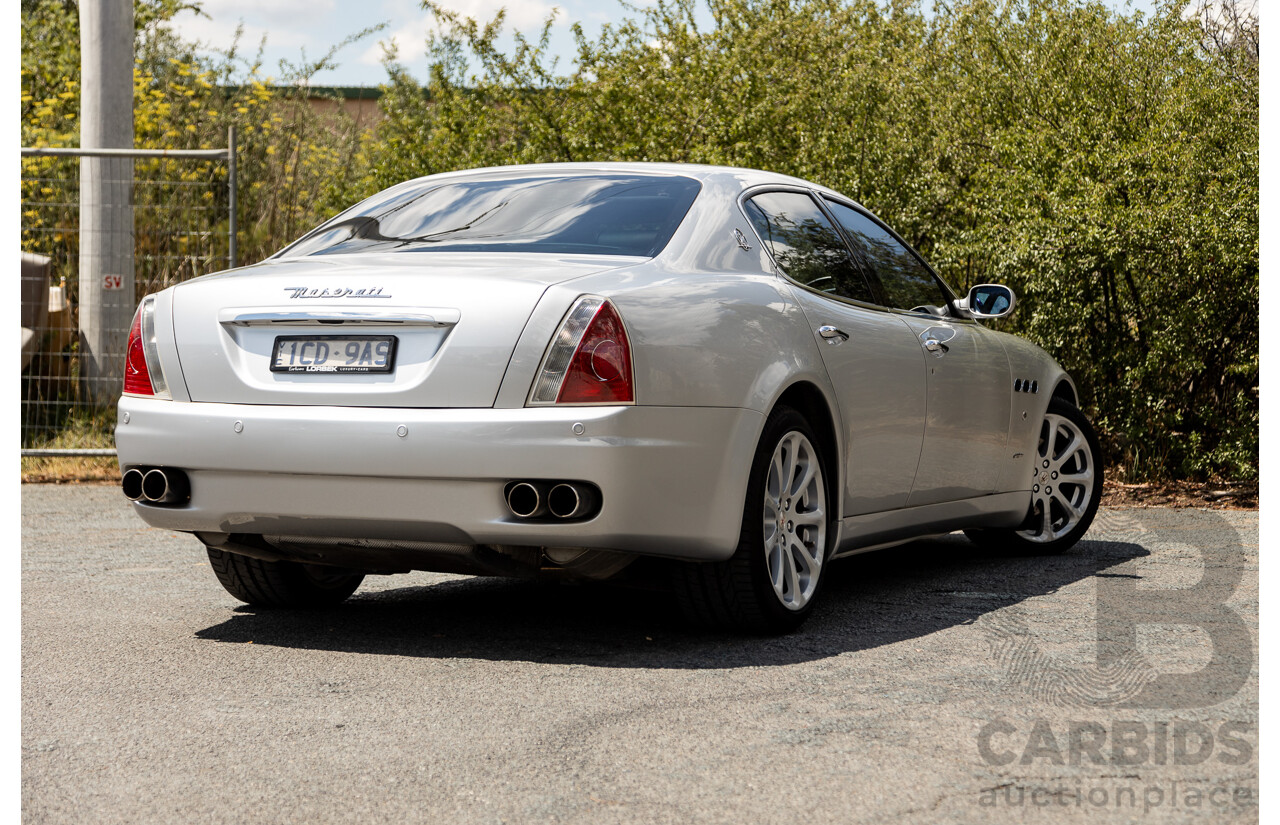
[170,252,638,407]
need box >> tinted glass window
[743,192,875,304]
[824,200,948,312]
[277,175,702,258]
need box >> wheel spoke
[1056,493,1082,521]
[793,508,824,526]
[780,544,800,600]
[781,438,799,495]
[791,535,818,580]
[1057,468,1093,484]
[769,451,786,501]
[1053,434,1081,467]
[792,456,817,498]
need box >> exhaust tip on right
[142,468,170,502]
[141,468,190,505]
[548,484,588,519]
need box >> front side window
[824,200,949,313]
[743,191,876,304]
[276,175,703,259]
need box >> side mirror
[963,283,1016,319]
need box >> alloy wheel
[762,431,827,610]
[1019,412,1097,543]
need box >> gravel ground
[22,486,1258,824]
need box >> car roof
[394,162,854,204]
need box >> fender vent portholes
[1013,378,1039,394]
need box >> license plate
[270,335,397,374]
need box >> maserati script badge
[284,286,392,299]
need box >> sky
[166,0,1160,87]
[164,0,698,86]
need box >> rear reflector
[529,296,634,405]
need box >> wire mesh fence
[20,141,236,456]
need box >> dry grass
[1100,479,1257,510]
[22,455,119,484]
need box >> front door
[896,316,1010,505]
[820,197,1010,506]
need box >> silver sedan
[116,163,1103,632]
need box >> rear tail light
[123,295,170,398]
[529,296,634,405]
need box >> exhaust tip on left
[121,468,145,502]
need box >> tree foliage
[21,0,377,273]
[20,0,1257,481]
[356,0,1256,481]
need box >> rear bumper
[115,399,762,561]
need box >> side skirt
[832,490,1029,559]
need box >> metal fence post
[228,124,238,269]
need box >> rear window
[277,174,703,259]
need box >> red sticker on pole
[103,275,123,290]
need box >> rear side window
[823,200,948,313]
[743,191,876,304]
[277,175,703,258]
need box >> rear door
[743,190,926,515]
[821,198,1011,506]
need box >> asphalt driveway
[22,486,1258,823]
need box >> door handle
[818,325,849,345]
[923,337,949,354]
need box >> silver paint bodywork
[117,162,1076,569]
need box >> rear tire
[965,396,1104,555]
[673,406,832,633]
[206,547,364,608]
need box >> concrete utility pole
[79,0,134,403]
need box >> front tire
[206,547,365,608]
[966,396,1104,555]
[673,406,832,633]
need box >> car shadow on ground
[193,534,1149,669]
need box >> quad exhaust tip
[506,482,548,519]
[122,467,190,506]
[506,481,600,521]
[548,483,599,519]
[122,468,145,502]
